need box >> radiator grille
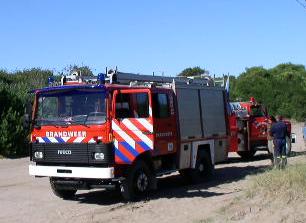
[32,143,114,165]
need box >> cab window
[115,92,149,119]
[152,93,170,118]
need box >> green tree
[62,65,94,76]
[231,63,306,121]
[178,66,209,77]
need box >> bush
[0,66,93,157]
[0,68,51,157]
[0,107,26,156]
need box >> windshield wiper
[69,115,90,127]
[69,120,89,127]
[53,121,70,127]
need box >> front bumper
[29,164,114,179]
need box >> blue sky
[1,0,306,76]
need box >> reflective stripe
[138,141,151,151]
[88,139,96,143]
[73,137,85,143]
[114,139,119,149]
[61,137,70,142]
[55,137,65,143]
[120,141,139,157]
[136,118,153,133]
[112,121,136,149]
[43,137,52,143]
[122,119,153,149]
[114,139,133,163]
[34,137,99,143]
[37,137,45,143]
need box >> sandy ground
[0,122,305,223]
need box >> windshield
[250,106,264,117]
[35,90,106,126]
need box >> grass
[198,160,306,223]
[247,163,306,203]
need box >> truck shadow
[289,150,306,157]
[74,162,268,205]
[151,164,267,200]
[222,152,271,164]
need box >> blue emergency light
[48,76,55,86]
[97,73,106,84]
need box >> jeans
[273,138,286,158]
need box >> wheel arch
[133,150,155,174]
[191,140,214,169]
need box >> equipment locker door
[152,90,177,156]
[112,89,154,164]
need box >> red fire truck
[228,98,292,159]
[28,71,229,200]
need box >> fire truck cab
[28,71,229,200]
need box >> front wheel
[50,178,77,200]
[285,136,292,156]
[120,160,154,201]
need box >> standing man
[270,115,289,169]
[267,116,277,165]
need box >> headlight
[94,152,104,160]
[34,151,43,159]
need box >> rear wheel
[50,178,77,200]
[180,150,214,183]
[120,160,154,201]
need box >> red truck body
[229,98,292,158]
[29,72,229,200]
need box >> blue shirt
[271,121,288,139]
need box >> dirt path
[0,153,277,223]
[0,122,304,223]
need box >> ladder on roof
[56,68,224,88]
[106,70,216,87]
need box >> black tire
[50,178,77,200]
[237,150,256,160]
[286,136,292,157]
[180,150,214,184]
[120,160,154,201]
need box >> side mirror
[23,114,31,129]
[24,101,33,129]
[291,133,296,143]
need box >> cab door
[112,89,154,164]
[151,90,177,156]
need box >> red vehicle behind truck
[28,71,229,200]
[229,97,292,158]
